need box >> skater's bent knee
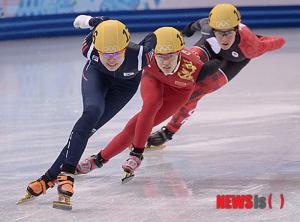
[83,105,103,124]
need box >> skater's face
[155,52,180,75]
[213,28,237,50]
[99,49,126,71]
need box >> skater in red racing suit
[147,3,286,147]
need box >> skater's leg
[147,70,228,147]
[132,84,189,147]
[100,113,139,160]
[76,75,141,174]
[165,83,206,133]
[45,63,108,178]
[166,69,228,132]
[86,74,165,166]
[93,74,141,130]
[121,76,164,177]
[122,85,192,177]
[60,64,109,175]
[49,64,110,208]
[131,75,164,148]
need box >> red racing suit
[101,48,204,159]
[166,19,286,132]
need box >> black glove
[197,59,222,82]
[182,23,195,37]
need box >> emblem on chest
[177,59,197,80]
[232,51,239,57]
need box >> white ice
[0,29,299,222]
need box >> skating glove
[73,15,92,29]
[182,23,195,37]
[197,59,222,82]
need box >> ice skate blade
[53,201,72,210]
[121,172,135,184]
[17,192,35,205]
[145,144,166,150]
[53,194,72,210]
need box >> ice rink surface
[0,28,299,222]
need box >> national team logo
[232,51,239,57]
[146,49,155,64]
[148,49,154,60]
[177,59,197,81]
[123,72,135,77]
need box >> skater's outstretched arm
[238,25,286,58]
[75,15,110,58]
[182,18,211,37]
[73,15,109,29]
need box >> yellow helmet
[208,3,241,30]
[93,20,130,53]
[154,27,184,54]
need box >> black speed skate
[146,126,174,149]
